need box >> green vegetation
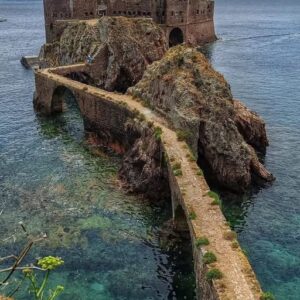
[23,256,64,300]
[0,224,65,300]
[173,169,183,176]
[186,152,196,162]
[206,268,223,281]
[172,162,181,170]
[207,191,221,206]
[189,209,197,220]
[172,162,183,176]
[203,252,217,264]
[231,241,239,249]
[195,237,210,248]
[196,170,203,176]
[242,248,249,258]
[260,292,275,300]
[176,129,192,142]
[154,126,163,141]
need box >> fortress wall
[43,0,216,45]
[165,0,188,25]
[188,0,214,22]
[186,19,216,45]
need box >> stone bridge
[34,64,263,300]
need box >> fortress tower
[43,0,216,46]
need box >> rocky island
[31,0,275,299]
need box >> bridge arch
[169,27,184,47]
[173,204,189,233]
[51,85,78,114]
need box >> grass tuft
[207,191,221,206]
[189,210,197,220]
[203,252,217,264]
[154,127,163,141]
[260,292,275,300]
[195,237,210,248]
[173,169,183,177]
[206,268,223,281]
[196,170,203,176]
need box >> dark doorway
[169,28,184,47]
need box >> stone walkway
[36,66,264,300]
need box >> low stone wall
[33,67,264,300]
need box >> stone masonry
[43,0,216,46]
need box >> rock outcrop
[129,45,274,192]
[40,17,167,92]
[233,99,269,154]
[118,119,170,201]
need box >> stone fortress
[43,0,216,46]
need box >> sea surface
[0,0,300,300]
[0,1,195,299]
[206,0,300,299]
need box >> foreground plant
[23,256,64,300]
[0,223,65,300]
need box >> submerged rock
[40,17,167,92]
[129,45,274,192]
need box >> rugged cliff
[119,120,170,201]
[129,45,274,192]
[40,17,167,91]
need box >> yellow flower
[37,256,64,270]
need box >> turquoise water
[0,1,195,299]
[1,1,300,299]
[205,0,300,299]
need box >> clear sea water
[0,0,300,300]
[0,1,195,299]
[206,0,300,299]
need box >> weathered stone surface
[40,17,167,92]
[119,121,170,201]
[43,0,216,46]
[233,99,269,154]
[129,45,274,192]
[20,55,40,69]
